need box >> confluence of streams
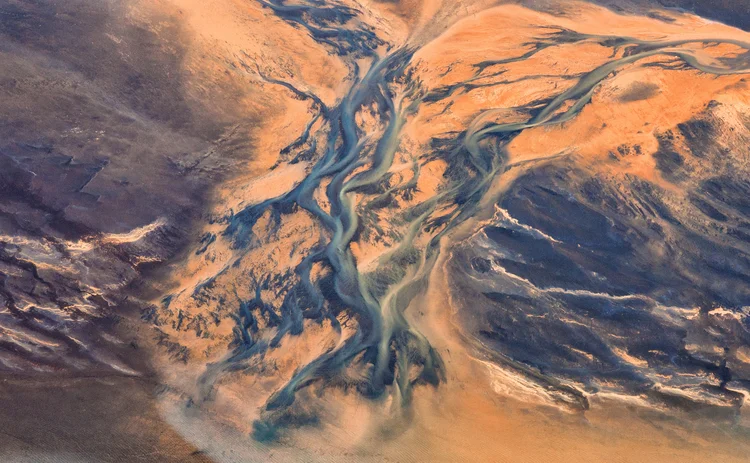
[191,0,750,435]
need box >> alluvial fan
[4,0,750,462]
